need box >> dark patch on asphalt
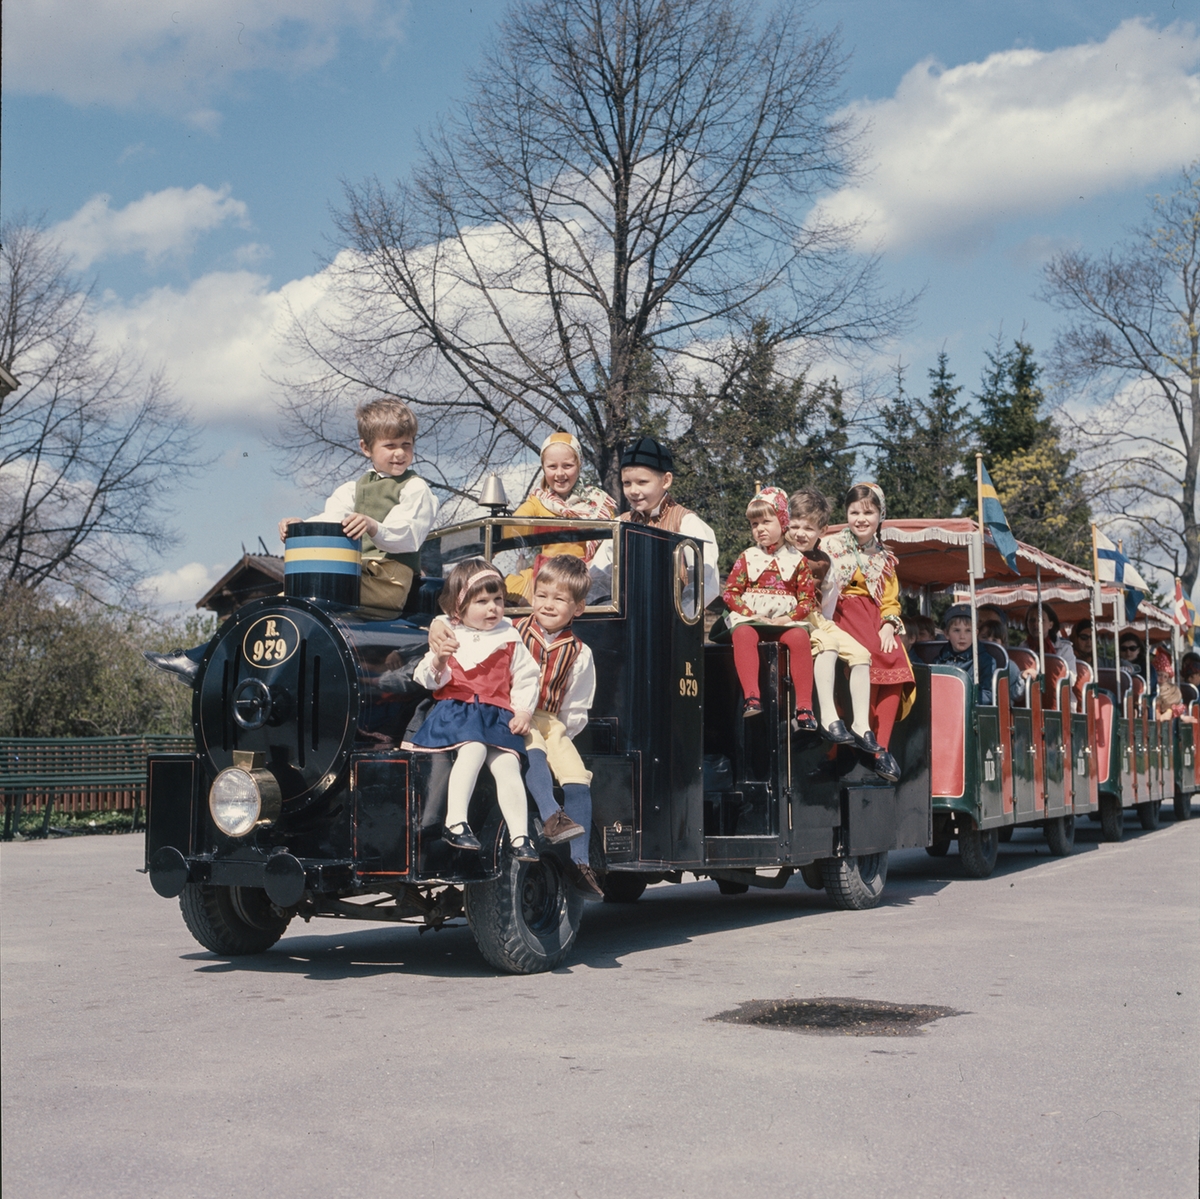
[708,997,962,1036]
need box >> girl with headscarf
[504,431,617,602]
[822,482,915,783]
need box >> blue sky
[3,1,1198,605]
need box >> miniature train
[143,516,1196,974]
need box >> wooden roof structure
[196,553,284,620]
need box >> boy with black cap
[589,436,720,603]
[933,604,1036,705]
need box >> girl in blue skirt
[409,558,541,859]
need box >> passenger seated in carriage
[1152,648,1194,723]
[929,604,1037,706]
[1022,603,1077,683]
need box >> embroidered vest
[620,494,689,533]
[353,470,423,575]
[434,643,517,711]
[516,615,582,715]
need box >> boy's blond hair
[787,487,831,527]
[533,554,590,605]
[357,397,417,446]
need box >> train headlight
[209,752,282,837]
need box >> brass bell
[478,473,509,514]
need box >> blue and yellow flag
[978,459,1019,573]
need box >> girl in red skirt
[823,482,914,782]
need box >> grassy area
[6,808,142,839]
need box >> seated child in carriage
[406,558,540,862]
[931,604,1037,706]
[503,430,617,603]
[782,488,885,770]
[144,398,439,685]
[425,555,603,896]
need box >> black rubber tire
[997,824,1015,843]
[601,872,649,904]
[821,852,888,911]
[799,861,825,890]
[465,849,582,975]
[926,832,952,857]
[958,823,999,878]
[1099,794,1125,842]
[178,883,292,955]
[1174,792,1193,821]
[715,878,750,895]
[1136,799,1161,831]
[1044,814,1075,857]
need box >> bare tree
[1041,161,1200,591]
[0,220,196,595]
[279,0,909,498]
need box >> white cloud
[142,561,223,605]
[52,185,249,269]
[93,262,338,426]
[3,0,408,112]
[819,18,1200,254]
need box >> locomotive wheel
[958,823,999,878]
[1099,794,1125,842]
[600,873,649,904]
[465,848,583,975]
[821,853,888,911]
[799,861,825,890]
[179,883,292,955]
[716,878,750,895]
[1174,792,1193,821]
[1136,800,1161,831]
[1044,814,1075,857]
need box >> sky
[3,0,1198,608]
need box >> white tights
[813,652,872,736]
[445,743,529,841]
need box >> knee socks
[872,683,903,749]
[524,748,560,822]
[445,742,488,827]
[731,625,762,700]
[487,749,529,842]
[813,651,838,725]
[849,664,871,736]
[562,783,592,866]
[780,627,813,710]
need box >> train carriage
[145,515,932,974]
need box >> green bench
[0,735,193,839]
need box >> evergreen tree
[672,321,854,572]
[967,338,1091,566]
[873,352,969,519]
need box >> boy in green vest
[145,399,437,685]
[278,398,438,613]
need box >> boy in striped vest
[516,555,604,897]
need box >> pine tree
[672,321,854,572]
[873,353,969,519]
[968,338,1091,565]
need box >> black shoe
[742,698,763,718]
[143,649,200,686]
[443,822,482,851]
[510,835,540,863]
[821,720,856,745]
[853,728,883,755]
[791,709,818,734]
[873,752,901,783]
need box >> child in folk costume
[722,487,820,729]
[504,430,617,603]
[408,559,541,861]
[823,482,915,783]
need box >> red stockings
[731,625,814,710]
[871,682,904,749]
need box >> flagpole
[970,454,982,691]
[1036,563,1045,679]
[1089,527,1100,690]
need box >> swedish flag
[978,460,1019,573]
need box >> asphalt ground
[2,811,1197,1199]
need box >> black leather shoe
[873,752,901,783]
[742,698,763,718]
[791,709,819,733]
[821,720,857,745]
[443,823,482,851]
[142,649,200,686]
[510,835,540,863]
[853,728,883,754]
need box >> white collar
[743,542,804,582]
[447,618,520,670]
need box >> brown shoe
[541,808,586,844]
[572,862,605,899]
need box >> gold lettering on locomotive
[241,615,300,669]
[677,660,699,697]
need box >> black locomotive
[145,516,931,974]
